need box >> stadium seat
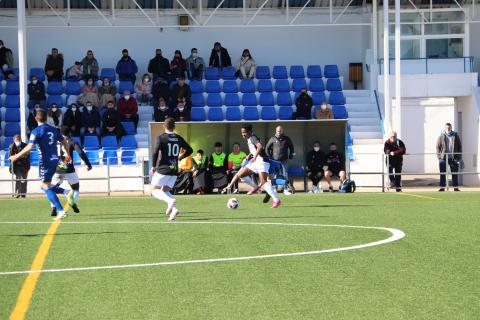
[121,150,137,165]
[288,165,305,192]
[4,109,20,122]
[207,93,222,107]
[224,93,240,106]
[190,80,203,93]
[326,78,342,91]
[312,92,327,105]
[46,95,63,107]
[205,68,220,80]
[259,93,274,106]
[208,107,224,121]
[100,68,116,82]
[65,81,82,95]
[191,108,206,121]
[0,83,2,94]
[223,80,238,93]
[307,65,322,78]
[191,93,205,107]
[205,80,221,93]
[83,135,100,150]
[222,67,237,80]
[242,93,257,106]
[3,137,13,150]
[4,123,20,137]
[292,78,307,92]
[72,136,82,147]
[29,68,45,82]
[85,150,100,165]
[309,78,325,92]
[5,80,19,95]
[102,150,119,165]
[347,131,353,145]
[290,65,305,78]
[332,105,348,119]
[118,81,134,93]
[101,136,118,150]
[47,81,63,95]
[324,65,339,78]
[73,150,82,165]
[277,92,293,106]
[274,79,290,92]
[121,121,136,135]
[278,106,293,120]
[257,79,273,92]
[29,150,39,166]
[4,95,20,108]
[243,107,259,120]
[5,67,19,80]
[3,150,10,167]
[120,135,137,150]
[272,66,288,79]
[240,80,255,93]
[329,92,345,105]
[226,107,241,121]
[261,106,277,120]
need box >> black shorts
[327,168,343,177]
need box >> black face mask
[156,54,162,58]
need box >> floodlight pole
[17,0,28,141]
[394,0,401,137]
[383,0,391,134]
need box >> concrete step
[347,111,379,118]
[343,90,370,97]
[137,127,149,135]
[346,96,373,104]
[138,141,149,148]
[350,131,383,139]
[350,125,382,132]
[353,139,384,146]
[348,118,380,126]
[346,104,378,112]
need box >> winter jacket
[81,57,99,78]
[306,150,326,173]
[170,58,187,73]
[81,109,101,128]
[236,57,256,73]
[134,79,152,95]
[152,82,171,106]
[102,108,122,128]
[63,109,83,134]
[44,54,64,81]
[27,111,38,133]
[47,111,63,128]
[66,65,83,79]
[186,55,205,70]
[117,97,138,116]
[171,83,191,108]
[116,57,138,78]
[209,48,232,68]
[295,93,313,119]
[436,131,462,161]
[315,108,334,120]
[154,107,173,122]
[173,108,190,122]
[265,134,294,162]
[148,55,171,79]
[8,142,30,172]
[28,82,46,101]
[0,46,14,68]
[384,138,406,166]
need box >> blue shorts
[39,161,59,183]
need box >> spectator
[78,77,99,107]
[208,142,228,193]
[384,131,406,192]
[152,77,170,107]
[66,61,83,80]
[62,103,83,136]
[227,142,247,194]
[266,125,295,195]
[305,141,326,193]
[8,135,30,198]
[172,98,190,122]
[81,50,99,80]
[134,73,153,105]
[209,42,232,68]
[294,88,313,120]
[173,149,193,195]
[27,75,46,108]
[315,101,334,119]
[324,142,346,191]
[170,75,191,109]
[170,50,187,80]
[0,40,14,79]
[192,150,208,195]
[186,48,205,80]
[27,104,41,135]
[235,49,256,80]
[436,122,462,192]
[116,49,138,84]
[101,101,125,141]
[44,48,64,81]
[98,77,117,108]
[153,97,173,122]
[81,101,101,136]
[46,103,63,129]
[117,90,139,129]
[148,49,171,84]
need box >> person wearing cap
[116,49,138,84]
[235,49,256,80]
[148,49,171,84]
[44,48,64,81]
[208,142,229,193]
[9,135,30,198]
[209,42,232,68]
[293,87,313,120]
[27,75,46,109]
[170,50,187,80]
[186,48,205,80]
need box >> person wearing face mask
[63,103,83,136]
[44,48,64,81]
[46,103,63,129]
[153,97,173,122]
[81,50,99,80]
[235,49,256,80]
[78,77,99,107]
[186,48,205,81]
[134,73,153,105]
[8,135,31,198]
[171,75,191,110]
[173,98,191,122]
[436,122,462,192]
[81,101,101,137]
[384,131,406,192]
[101,101,126,141]
[324,142,346,192]
[227,143,247,194]
[315,101,334,120]
[152,77,171,108]
[98,77,118,108]
[27,104,42,135]
[66,61,84,80]
[117,90,139,129]
[148,49,171,84]
[0,40,14,79]
[170,50,187,80]
[305,141,326,193]
[116,49,138,84]
[27,75,46,109]
[208,142,229,193]
[265,126,295,196]
[209,42,232,68]
[293,88,313,120]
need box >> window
[426,38,463,58]
[389,40,421,59]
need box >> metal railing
[377,56,475,75]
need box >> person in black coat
[293,88,313,120]
[62,103,83,136]
[27,75,46,108]
[153,97,173,122]
[44,48,64,81]
[152,79,170,107]
[384,131,406,192]
[27,104,42,135]
[170,76,191,110]
[305,141,326,193]
[9,135,30,198]
[209,42,232,68]
[101,101,126,141]
[81,103,101,137]
[148,49,171,84]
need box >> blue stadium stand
[324,65,340,78]
[191,93,205,107]
[224,93,240,107]
[5,80,19,95]
[277,92,293,106]
[65,81,82,95]
[47,81,63,95]
[4,123,20,137]
[257,79,273,92]
[223,80,238,93]
[4,108,20,122]
[226,107,242,121]
[207,93,222,107]
[46,95,63,107]
[240,80,255,93]
[85,150,100,165]
[292,78,307,92]
[274,79,290,92]
[332,105,348,119]
[120,135,137,150]
[191,108,207,121]
[205,80,221,93]
[326,78,343,91]
[243,107,259,120]
[261,106,276,120]
[83,135,100,150]
[100,68,116,82]
[102,150,119,165]
[309,78,325,92]
[118,81,134,93]
[121,150,137,165]
[278,106,293,120]
[307,65,322,78]
[190,80,203,93]
[329,91,346,105]
[208,107,224,121]
[121,121,136,135]
[272,66,288,79]
[242,93,257,106]
[29,68,46,82]
[312,92,327,105]
[255,66,271,79]
[259,93,274,106]
[289,65,305,78]
[205,68,220,80]
[101,136,118,150]
[222,67,237,80]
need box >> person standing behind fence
[436,123,462,192]
[384,131,406,192]
[9,135,30,198]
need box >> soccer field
[0,193,479,319]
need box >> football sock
[51,184,66,195]
[264,182,279,202]
[43,187,63,211]
[73,190,80,203]
[241,176,257,189]
[152,189,175,206]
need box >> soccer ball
[227,198,239,209]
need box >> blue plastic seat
[326,78,342,91]
[332,105,348,119]
[191,93,205,107]
[329,92,345,105]
[4,95,20,108]
[189,80,203,93]
[324,65,339,78]
[83,136,100,150]
[277,92,293,106]
[242,93,257,106]
[240,80,255,93]
[190,108,206,121]
[0,83,2,94]
[3,137,13,150]
[347,132,353,145]
[222,67,237,80]
[85,150,100,165]
[309,78,325,92]
[73,150,82,165]
[102,150,119,165]
[205,68,220,80]
[120,135,137,150]
[255,66,271,79]
[47,95,63,107]
[29,150,39,166]
[226,107,241,121]
[307,65,322,78]
[207,93,222,107]
[207,107,224,121]
[100,68,116,82]
[259,93,274,106]
[5,109,20,122]
[72,136,82,147]
[5,81,19,95]
[121,121,136,135]
[223,80,238,93]
[274,79,290,92]
[4,123,21,137]
[65,80,82,95]
[118,81,134,93]
[29,68,46,82]
[288,165,305,177]
[47,81,63,95]
[224,93,240,106]
[272,66,288,79]
[257,79,273,92]
[312,92,327,105]
[121,150,137,165]
[205,80,221,93]
[243,107,259,120]
[278,106,293,120]
[292,78,307,92]
[261,106,277,120]
[101,136,118,150]
[290,65,305,78]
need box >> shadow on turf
[0,230,167,238]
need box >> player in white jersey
[224,123,281,208]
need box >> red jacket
[117,97,138,116]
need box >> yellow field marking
[398,193,441,201]
[9,220,61,320]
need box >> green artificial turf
[0,192,479,319]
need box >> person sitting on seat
[46,103,63,130]
[173,149,193,195]
[153,97,173,122]
[324,142,346,192]
[66,61,83,80]
[208,142,228,193]
[172,98,190,122]
[134,73,153,105]
[81,101,101,137]
[98,77,117,108]
[77,77,99,107]
[62,103,82,136]
[235,49,256,79]
[27,75,46,109]
[117,90,139,129]
[192,150,208,195]
[293,88,313,120]
[227,142,247,194]
[306,141,326,193]
[315,101,334,119]
[101,101,126,142]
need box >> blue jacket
[116,57,138,76]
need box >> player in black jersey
[151,118,193,221]
[50,126,92,217]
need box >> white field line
[0,221,406,276]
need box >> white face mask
[144,78,150,82]
[124,95,130,100]
[178,106,184,111]
[15,141,21,147]
[32,80,38,85]
[314,147,320,152]
[51,107,58,112]
[159,105,167,110]
[321,105,327,110]
[71,107,77,112]
[86,106,93,111]
[192,53,198,58]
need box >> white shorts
[52,172,79,186]
[246,159,270,174]
[151,172,177,189]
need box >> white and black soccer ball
[227,198,239,209]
